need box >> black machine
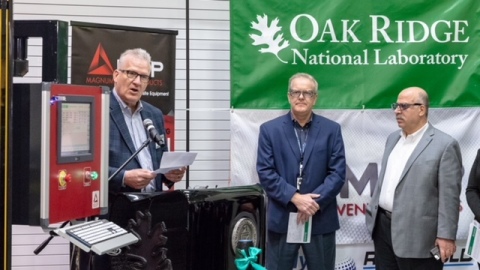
[108,184,266,270]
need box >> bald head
[399,87,429,110]
[395,87,429,135]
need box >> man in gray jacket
[365,86,462,270]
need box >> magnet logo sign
[88,43,114,76]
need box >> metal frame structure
[1,1,12,269]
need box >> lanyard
[294,128,308,191]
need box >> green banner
[231,0,480,109]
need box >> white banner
[231,108,480,268]
[294,241,476,269]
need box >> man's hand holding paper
[164,167,187,183]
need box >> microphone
[143,118,165,146]
[143,118,174,189]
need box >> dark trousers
[266,230,336,270]
[373,209,443,270]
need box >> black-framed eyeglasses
[118,69,150,83]
[288,90,317,99]
[391,103,423,110]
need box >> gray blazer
[365,124,462,258]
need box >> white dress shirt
[378,123,429,212]
[113,89,155,192]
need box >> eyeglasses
[118,69,150,83]
[288,90,317,99]
[391,103,423,110]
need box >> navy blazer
[108,91,169,193]
[257,112,346,235]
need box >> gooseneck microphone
[143,118,174,189]
[143,118,165,146]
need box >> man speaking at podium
[82,48,185,269]
[109,48,185,193]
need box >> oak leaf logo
[250,14,290,63]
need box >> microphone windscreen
[143,118,153,127]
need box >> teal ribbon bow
[234,247,266,270]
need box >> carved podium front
[108,184,266,270]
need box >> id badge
[296,176,303,191]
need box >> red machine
[39,83,110,227]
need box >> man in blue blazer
[85,48,186,269]
[365,87,462,269]
[109,48,185,194]
[256,73,346,270]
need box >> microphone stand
[109,138,151,181]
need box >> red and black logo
[88,44,114,75]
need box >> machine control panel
[40,83,109,227]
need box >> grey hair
[118,48,151,69]
[288,73,318,92]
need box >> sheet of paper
[466,220,480,262]
[286,212,312,243]
[154,152,197,174]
